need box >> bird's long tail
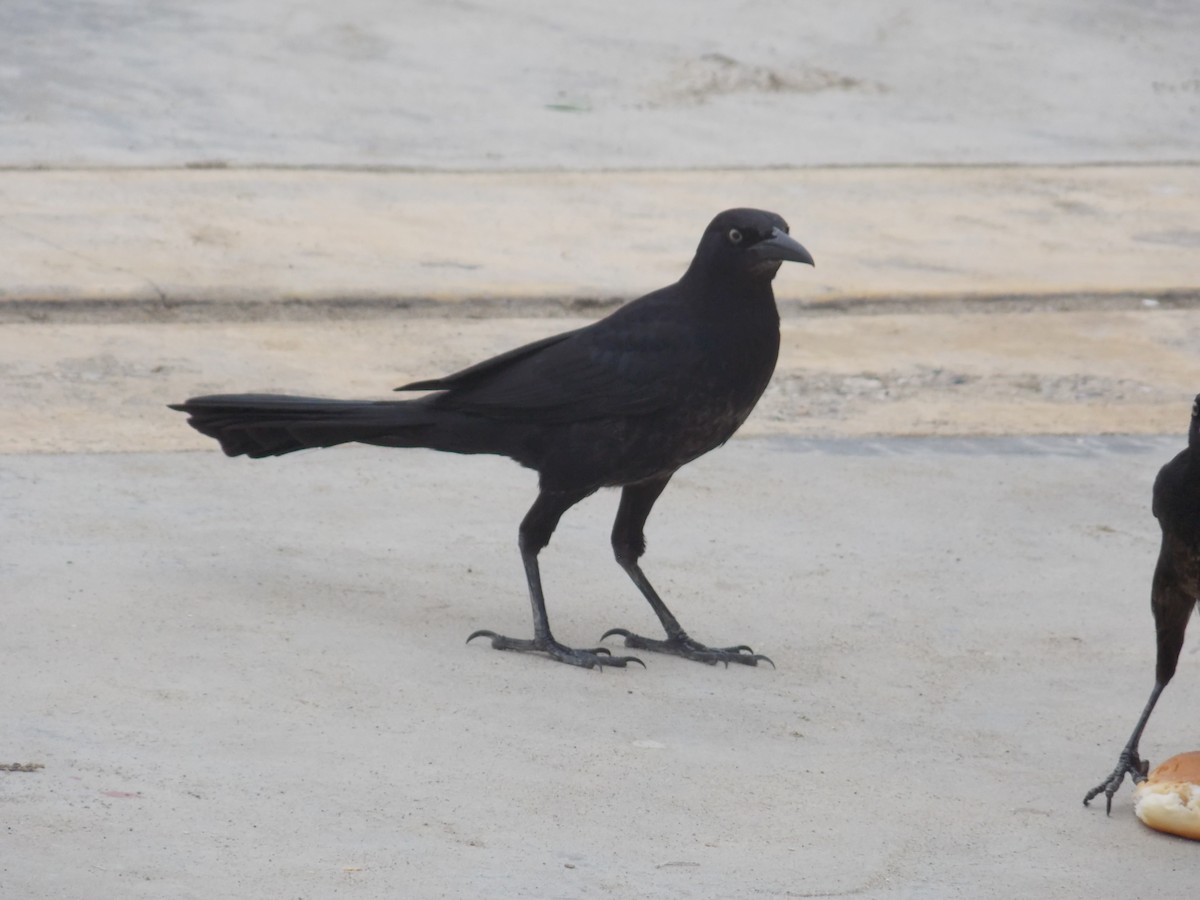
[170,394,445,459]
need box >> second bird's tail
[170,394,442,458]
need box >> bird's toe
[467,629,643,669]
[600,629,772,667]
[1083,751,1148,813]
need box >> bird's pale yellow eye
[728,228,743,245]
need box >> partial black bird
[171,208,813,669]
[1084,395,1200,811]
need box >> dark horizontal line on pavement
[0,161,1197,176]
[2,289,1199,325]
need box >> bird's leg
[1083,682,1163,814]
[600,477,772,667]
[1086,562,1196,812]
[468,488,644,669]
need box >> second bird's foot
[1083,750,1150,814]
[600,628,773,667]
[467,630,644,669]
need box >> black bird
[171,208,814,669]
[1084,395,1200,811]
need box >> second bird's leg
[600,476,772,666]
[468,488,644,669]
[1083,682,1163,814]
[1085,571,1195,812]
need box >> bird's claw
[600,628,773,667]
[467,629,644,669]
[1083,751,1150,814]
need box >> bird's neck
[680,264,779,311]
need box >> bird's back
[424,277,780,491]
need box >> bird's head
[689,208,814,282]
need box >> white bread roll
[1133,751,1200,840]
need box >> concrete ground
[3,0,1198,168]
[3,2,1200,898]
[3,437,1198,899]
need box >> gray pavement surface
[3,437,1198,899]
[3,1,1199,168]
[4,1,1200,897]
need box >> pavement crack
[0,220,169,303]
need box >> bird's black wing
[397,287,705,423]
[397,329,582,393]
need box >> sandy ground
[2,166,1198,309]
[2,309,1200,456]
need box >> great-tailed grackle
[172,208,813,669]
[1084,395,1200,811]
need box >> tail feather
[170,394,436,458]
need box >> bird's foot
[1083,750,1150,814]
[600,628,773,667]
[467,630,644,669]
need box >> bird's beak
[751,228,815,267]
